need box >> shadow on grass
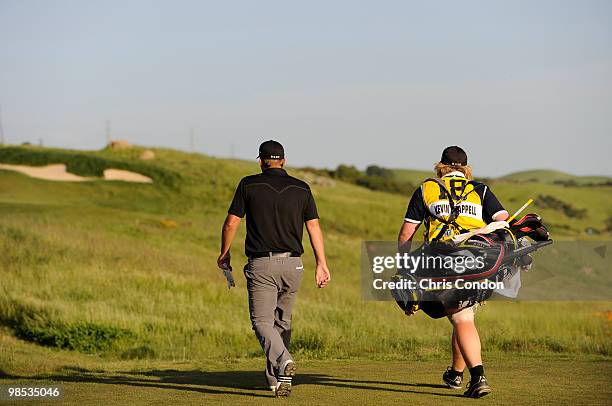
[1,367,462,399]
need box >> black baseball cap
[441,146,468,166]
[257,140,284,160]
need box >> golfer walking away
[397,146,509,398]
[217,140,331,397]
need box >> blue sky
[1,0,611,176]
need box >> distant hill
[391,167,611,186]
[501,169,611,185]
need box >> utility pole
[189,127,195,152]
[0,106,5,145]
[105,120,112,144]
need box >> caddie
[397,146,509,398]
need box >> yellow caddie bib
[421,174,487,242]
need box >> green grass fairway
[1,357,610,405]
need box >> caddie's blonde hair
[434,162,473,180]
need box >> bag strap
[423,177,482,242]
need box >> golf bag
[392,213,552,319]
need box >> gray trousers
[244,256,304,387]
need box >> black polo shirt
[228,168,319,256]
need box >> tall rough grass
[0,146,610,361]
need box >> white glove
[220,265,235,289]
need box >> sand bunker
[0,163,90,182]
[0,163,153,184]
[103,169,153,183]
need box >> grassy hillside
[389,168,434,186]
[0,145,610,373]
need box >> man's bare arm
[305,219,331,288]
[398,221,420,253]
[218,214,242,268]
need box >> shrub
[365,165,393,179]
[330,164,414,195]
[0,297,134,353]
[535,194,587,219]
[356,175,413,194]
[334,164,361,182]
[15,320,133,353]
[553,179,578,187]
